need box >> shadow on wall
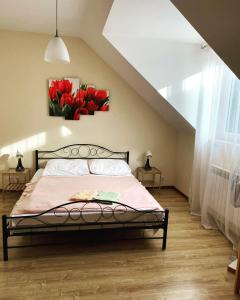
[0,132,47,169]
[0,126,73,169]
[0,125,153,174]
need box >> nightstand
[2,168,31,199]
[136,167,162,189]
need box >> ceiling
[0,0,93,37]
[0,0,203,45]
[104,0,204,44]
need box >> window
[225,78,240,134]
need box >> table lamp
[144,150,152,170]
[16,150,25,172]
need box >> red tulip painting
[48,78,109,120]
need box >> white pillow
[89,159,131,176]
[43,159,89,176]
[0,154,9,171]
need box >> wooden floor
[0,189,238,299]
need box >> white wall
[104,36,207,127]
[175,131,195,196]
[103,0,208,128]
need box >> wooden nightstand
[136,167,162,189]
[2,168,31,199]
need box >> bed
[2,144,169,261]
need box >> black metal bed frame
[2,144,169,261]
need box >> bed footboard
[2,201,169,261]
[162,208,169,250]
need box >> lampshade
[44,36,70,64]
[16,150,23,158]
[146,150,152,157]
[44,0,70,64]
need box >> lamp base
[144,158,152,171]
[16,158,25,172]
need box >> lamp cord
[55,0,58,37]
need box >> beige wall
[0,30,177,185]
[175,131,195,196]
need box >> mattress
[10,172,164,231]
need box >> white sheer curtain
[190,49,240,247]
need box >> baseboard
[173,187,188,200]
[161,185,175,189]
[160,185,188,199]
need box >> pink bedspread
[11,175,163,215]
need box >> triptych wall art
[48,77,109,120]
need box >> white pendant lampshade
[44,0,70,64]
[44,36,70,63]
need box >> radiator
[208,165,240,241]
[211,164,230,179]
[208,164,229,218]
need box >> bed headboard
[35,144,129,170]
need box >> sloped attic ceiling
[171,0,240,79]
[103,0,206,129]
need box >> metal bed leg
[162,209,169,250]
[2,215,9,261]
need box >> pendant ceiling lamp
[44,0,70,63]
